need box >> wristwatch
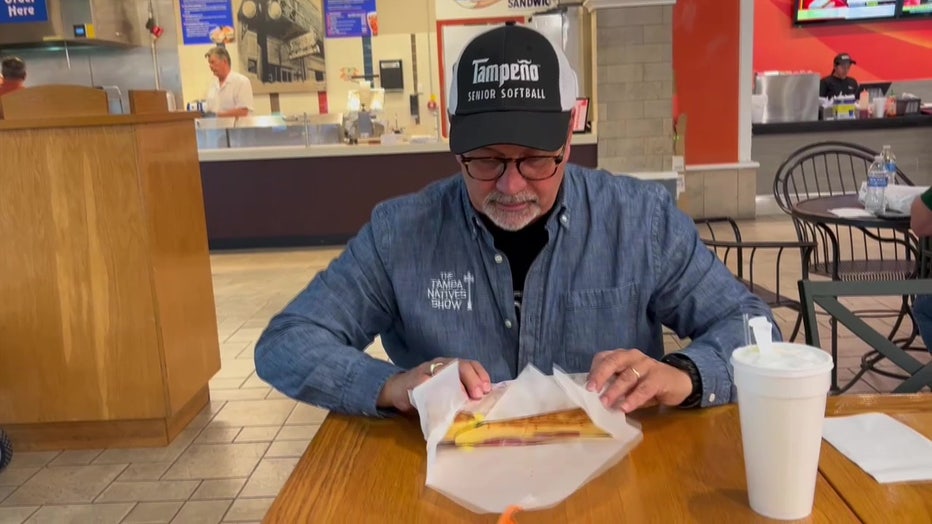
[660,353,703,409]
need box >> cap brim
[450,111,572,154]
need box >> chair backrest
[772,141,918,281]
[772,141,915,214]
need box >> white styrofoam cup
[731,343,834,521]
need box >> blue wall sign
[0,0,49,24]
[180,0,235,46]
[325,0,377,39]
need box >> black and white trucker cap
[448,23,578,155]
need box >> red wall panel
[755,0,932,83]
[673,0,741,165]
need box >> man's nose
[496,161,527,194]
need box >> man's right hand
[376,358,492,413]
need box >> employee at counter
[0,56,26,119]
[204,46,254,118]
[819,53,859,99]
[0,56,26,96]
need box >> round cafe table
[790,193,922,393]
[790,193,919,282]
[792,194,911,231]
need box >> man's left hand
[586,349,693,413]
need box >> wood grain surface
[0,112,200,131]
[0,125,166,423]
[820,394,932,524]
[0,110,218,449]
[265,397,883,523]
[129,90,170,115]
[0,85,108,119]
[133,121,221,414]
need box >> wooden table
[265,395,931,522]
[818,395,931,524]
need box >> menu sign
[180,0,236,45]
[0,0,49,24]
[324,0,378,38]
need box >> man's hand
[377,358,492,413]
[586,349,693,413]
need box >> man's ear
[565,106,577,142]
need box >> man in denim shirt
[255,24,777,418]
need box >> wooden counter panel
[0,112,200,131]
[0,85,108,120]
[201,144,599,249]
[0,126,166,423]
[135,121,221,414]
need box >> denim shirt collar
[457,165,576,241]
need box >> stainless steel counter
[195,113,344,150]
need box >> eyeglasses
[460,150,565,181]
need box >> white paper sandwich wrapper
[409,361,643,514]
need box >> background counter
[752,116,932,200]
[199,134,599,249]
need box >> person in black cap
[0,56,26,97]
[0,56,26,119]
[819,53,859,99]
[254,24,776,419]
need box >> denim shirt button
[560,214,569,224]
[494,254,504,264]
[708,393,716,403]
[504,319,513,329]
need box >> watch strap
[660,353,703,409]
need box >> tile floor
[0,216,927,523]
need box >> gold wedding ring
[630,367,641,380]
[429,361,445,376]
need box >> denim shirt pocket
[561,282,639,372]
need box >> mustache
[484,191,539,206]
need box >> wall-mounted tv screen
[900,0,932,16]
[794,0,899,25]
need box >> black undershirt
[480,208,554,322]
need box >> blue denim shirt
[255,164,778,417]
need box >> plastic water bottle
[881,145,897,185]
[865,155,887,215]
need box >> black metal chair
[773,141,917,283]
[774,141,921,391]
[696,217,815,341]
[799,278,932,393]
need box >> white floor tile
[23,503,133,524]
[122,501,184,523]
[162,444,269,481]
[170,500,232,524]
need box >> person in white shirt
[204,46,254,117]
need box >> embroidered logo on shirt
[428,271,474,311]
